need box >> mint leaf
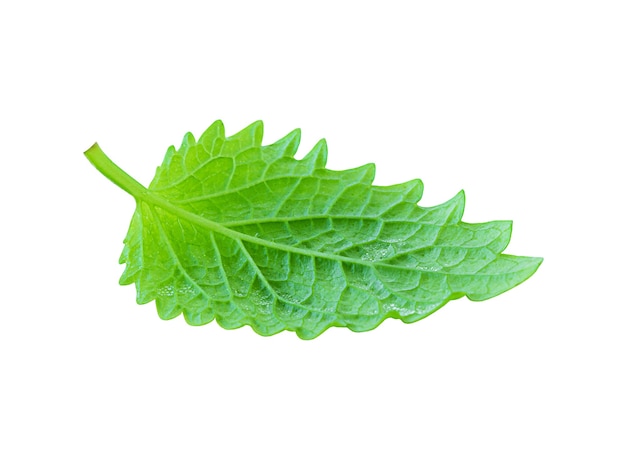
[84,120,542,339]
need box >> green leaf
[84,120,542,339]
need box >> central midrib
[143,191,535,279]
[83,143,415,271]
[140,187,402,270]
[84,144,517,278]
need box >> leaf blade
[84,121,542,338]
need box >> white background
[1,1,624,470]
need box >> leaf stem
[84,143,148,199]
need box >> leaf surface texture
[86,120,542,339]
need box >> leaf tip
[304,138,328,169]
[513,254,543,287]
[361,162,377,183]
[450,189,466,222]
[531,256,544,270]
[229,120,264,146]
[422,189,466,224]
[411,178,425,202]
[456,188,466,202]
[289,127,302,143]
[201,119,226,140]
[264,127,302,158]
[465,254,543,301]
[179,131,196,154]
